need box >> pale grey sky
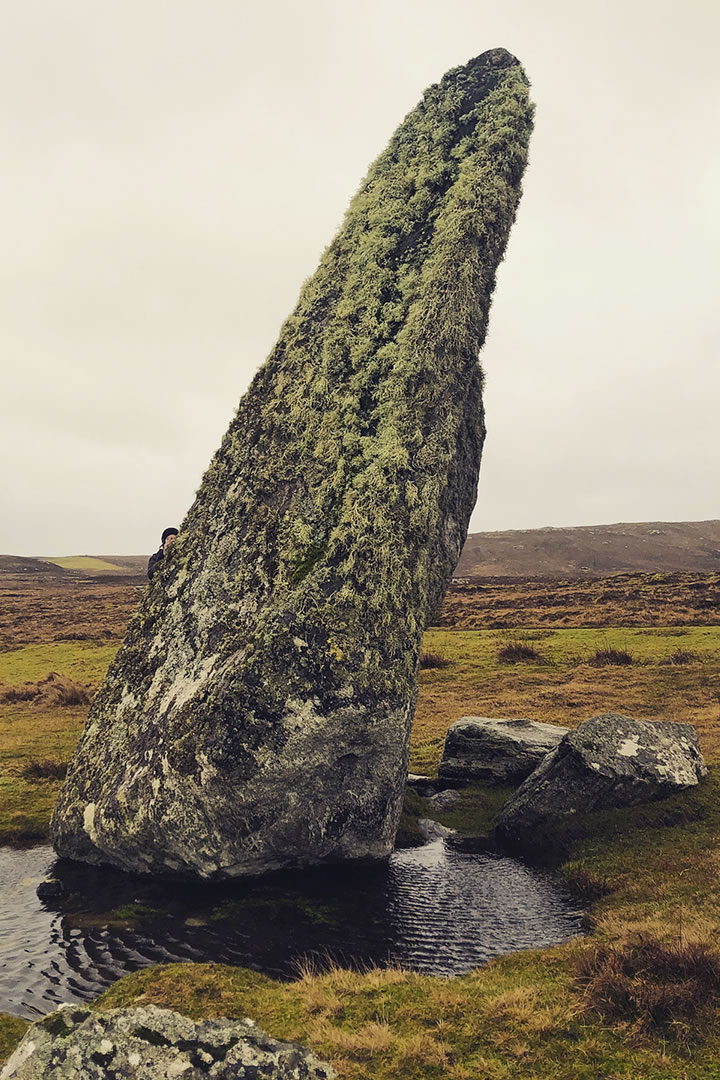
[2,0,718,555]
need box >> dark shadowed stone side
[51,49,534,879]
[0,1005,334,1079]
[494,713,707,849]
[438,716,569,785]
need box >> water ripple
[0,842,582,1019]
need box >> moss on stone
[52,49,534,878]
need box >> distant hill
[0,555,65,575]
[455,520,720,578]
[0,554,146,578]
[3,521,720,581]
[43,556,136,575]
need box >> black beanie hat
[161,527,179,544]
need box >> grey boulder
[438,716,569,785]
[0,1004,334,1080]
[495,713,707,847]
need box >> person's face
[163,533,177,553]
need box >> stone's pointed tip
[467,47,520,68]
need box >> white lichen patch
[83,803,97,840]
[167,1055,193,1076]
[618,738,640,757]
[154,653,218,715]
[98,1039,114,1055]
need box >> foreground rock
[0,1005,333,1079]
[439,716,569,785]
[495,714,707,847]
[51,49,533,879]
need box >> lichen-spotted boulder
[0,1005,334,1079]
[494,713,707,849]
[51,48,534,879]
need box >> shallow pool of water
[0,841,583,1019]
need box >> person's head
[161,527,178,552]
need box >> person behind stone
[147,527,178,580]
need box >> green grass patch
[43,556,129,573]
[0,643,116,843]
[109,904,171,923]
[0,1014,30,1067]
[0,706,87,845]
[0,642,117,686]
[422,625,720,674]
[432,785,514,835]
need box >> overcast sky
[2,0,718,555]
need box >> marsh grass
[497,641,546,664]
[576,938,720,1040]
[21,759,68,781]
[660,649,699,665]
[0,673,90,707]
[418,650,451,669]
[588,648,634,667]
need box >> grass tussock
[587,648,634,667]
[21,759,68,781]
[497,641,545,664]
[418,650,451,669]
[561,867,611,905]
[576,938,720,1040]
[660,648,699,665]
[0,673,90,707]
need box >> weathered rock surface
[0,1005,334,1079]
[428,788,465,809]
[438,716,569,785]
[495,714,707,847]
[418,818,457,841]
[51,49,533,879]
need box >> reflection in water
[0,842,582,1019]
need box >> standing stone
[51,49,534,879]
[438,716,569,785]
[495,713,707,848]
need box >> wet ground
[1,841,583,1019]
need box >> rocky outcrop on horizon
[51,48,533,879]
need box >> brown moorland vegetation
[2,565,720,1077]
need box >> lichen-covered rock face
[494,714,708,848]
[51,48,534,879]
[0,1005,334,1079]
[438,716,569,785]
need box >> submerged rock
[495,713,707,848]
[438,716,569,785]
[51,49,534,879]
[0,1005,333,1079]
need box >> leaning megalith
[51,48,534,878]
